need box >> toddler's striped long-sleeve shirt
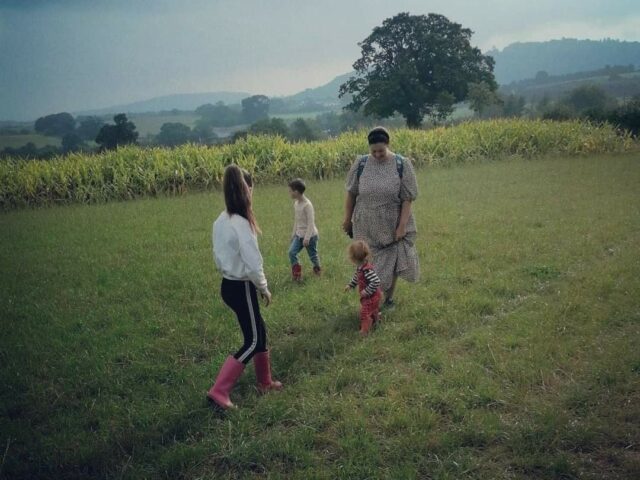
[349,263,381,296]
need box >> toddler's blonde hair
[348,240,370,263]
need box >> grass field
[0,134,61,149]
[1,153,639,479]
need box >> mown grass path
[1,154,639,479]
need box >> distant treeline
[506,65,636,88]
[499,65,640,104]
[3,86,640,160]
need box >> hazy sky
[1,0,639,120]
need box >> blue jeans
[288,235,320,267]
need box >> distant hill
[282,72,353,104]
[75,91,251,116]
[25,38,640,121]
[284,40,640,103]
[72,73,355,117]
[488,39,640,84]
[286,40,640,104]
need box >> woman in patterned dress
[342,127,420,308]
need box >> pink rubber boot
[253,350,283,394]
[207,356,245,409]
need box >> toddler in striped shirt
[344,240,382,336]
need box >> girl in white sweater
[207,165,282,410]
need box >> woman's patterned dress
[346,154,420,292]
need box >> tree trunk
[405,112,423,128]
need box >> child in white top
[208,166,282,410]
[288,178,321,281]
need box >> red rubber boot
[292,264,302,282]
[207,356,245,409]
[253,350,283,394]
[359,313,374,336]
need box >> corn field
[0,119,636,209]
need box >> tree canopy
[95,114,139,150]
[467,81,501,117]
[34,112,76,137]
[156,122,193,147]
[289,118,318,142]
[241,95,270,124]
[248,118,288,137]
[76,116,106,142]
[339,12,496,127]
[562,85,613,113]
[195,102,242,127]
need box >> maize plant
[0,119,635,209]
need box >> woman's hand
[395,200,412,241]
[261,290,272,307]
[395,224,407,241]
[344,193,356,237]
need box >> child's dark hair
[243,170,253,188]
[348,240,370,263]
[288,178,306,194]
[223,165,260,233]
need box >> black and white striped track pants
[221,278,267,364]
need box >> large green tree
[191,124,219,145]
[248,118,289,137]
[156,122,192,147]
[467,81,501,117]
[289,118,318,142]
[95,114,139,150]
[76,116,106,141]
[34,112,76,137]
[241,95,270,124]
[195,102,242,127]
[339,12,496,127]
[561,85,612,113]
[61,133,84,153]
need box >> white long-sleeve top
[213,211,269,294]
[292,195,319,241]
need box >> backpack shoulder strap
[395,154,404,178]
[357,154,404,179]
[356,155,368,180]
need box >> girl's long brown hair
[223,165,260,233]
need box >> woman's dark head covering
[367,126,390,145]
